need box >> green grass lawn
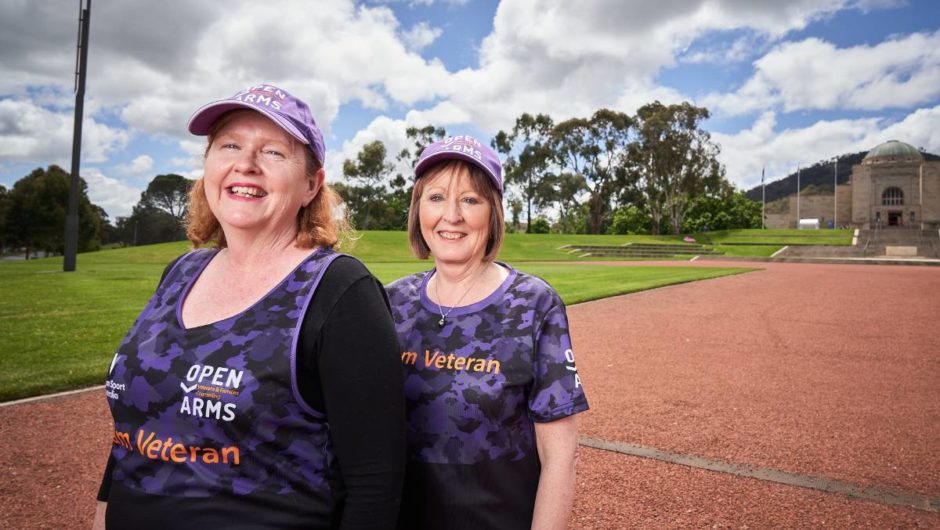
[685,228,854,256]
[0,235,754,401]
[347,231,708,262]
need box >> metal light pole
[833,157,838,229]
[64,0,91,272]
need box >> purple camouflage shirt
[386,263,588,529]
[103,247,346,528]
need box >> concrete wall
[763,190,851,229]
[923,164,940,228]
[765,213,789,229]
[851,164,872,227]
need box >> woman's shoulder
[320,252,371,281]
[384,270,429,301]
[507,266,564,308]
[159,247,215,285]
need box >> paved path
[2,259,939,528]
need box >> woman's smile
[227,184,268,199]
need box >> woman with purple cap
[385,136,589,529]
[93,84,405,529]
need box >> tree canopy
[3,165,103,257]
[111,173,193,246]
[338,126,447,231]
[493,113,555,229]
[140,174,191,221]
[0,185,10,253]
[629,102,725,234]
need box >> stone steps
[779,229,940,258]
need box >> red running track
[568,260,940,528]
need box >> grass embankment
[0,234,753,401]
[685,228,854,257]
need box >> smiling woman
[92,84,405,530]
[386,136,589,530]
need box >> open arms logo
[179,363,245,422]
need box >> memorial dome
[862,140,923,165]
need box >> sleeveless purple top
[104,247,341,518]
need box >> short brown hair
[407,159,504,261]
[185,110,349,250]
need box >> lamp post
[64,0,92,272]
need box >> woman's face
[203,110,321,238]
[418,166,492,267]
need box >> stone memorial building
[766,140,940,229]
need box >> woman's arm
[92,501,106,530]
[531,415,579,530]
[317,274,406,529]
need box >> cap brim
[414,150,502,194]
[187,101,309,147]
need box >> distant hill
[745,150,940,203]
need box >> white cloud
[404,101,472,127]
[81,168,142,218]
[431,0,865,133]
[1,0,452,141]
[877,105,940,155]
[704,30,940,115]
[116,155,153,176]
[0,0,894,146]
[681,35,759,64]
[328,116,414,185]
[713,104,940,190]
[368,0,470,6]
[2,0,932,211]
[0,98,129,164]
[402,22,443,51]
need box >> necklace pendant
[438,318,445,327]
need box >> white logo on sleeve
[564,349,582,388]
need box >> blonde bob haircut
[408,159,504,261]
[185,110,349,250]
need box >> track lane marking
[579,435,940,514]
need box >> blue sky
[1,0,939,219]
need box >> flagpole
[761,165,765,230]
[833,157,838,229]
[796,163,801,227]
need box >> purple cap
[414,135,503,195]
[187,84,326,164]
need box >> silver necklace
[433,266,489,327]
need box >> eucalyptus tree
[629,101,725,234]
[342,140,395,230]
[140,174,192,222]
[396,125,447,170]
[0,184,8,253]
[493,113,555,229]
[5,165,102,256]
[552,109,635,234]
[540,171,588,233]
[116,174,194,245]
